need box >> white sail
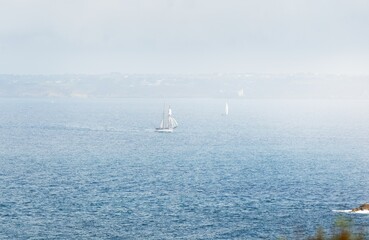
[156,104,178,132]
[169,116,178,128]
[238,88,244,97]
[172,117,178,128]
[167,106,178,128]
[225,102,229,115]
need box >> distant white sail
[238,88,244,97]
[156,104,178,133]
[225,102,229,115]
[169,116,178,128]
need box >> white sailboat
[238,88,244,97]
[155,105,178,133]
[222,101,229,116]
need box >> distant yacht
[238,88,244,97]
[155,105,178,133]
[223,101,229,116]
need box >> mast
[168,105,171,128]
[168,105,173,128]
[163,103,166,128]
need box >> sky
[0,0,369,74]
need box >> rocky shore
[352,203,369,212]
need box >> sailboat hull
[155,128,173,133]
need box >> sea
[0,98,369,239]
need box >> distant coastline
[0,73,368,99]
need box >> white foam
[332,209,369,214]
[332,210,352,213]
[353,210,369,214]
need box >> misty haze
[1,73,369,99]
[1,1,369,239]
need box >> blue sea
[1,98,369,239]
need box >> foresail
[173,118,178,128]
[160,120,164,128]
[169,116,178,128]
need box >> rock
[352,203,369,212]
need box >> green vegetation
[280,217,366,240]
[307,221,365,240]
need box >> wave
[332,210,369,214]
[0,124,141,133]
[65,125,116,132]
[64,125,142,133]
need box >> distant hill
[0,73,368,99]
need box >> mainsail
[168,106,178,128]
[225,102,229,115]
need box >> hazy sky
[0,0,368,74]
